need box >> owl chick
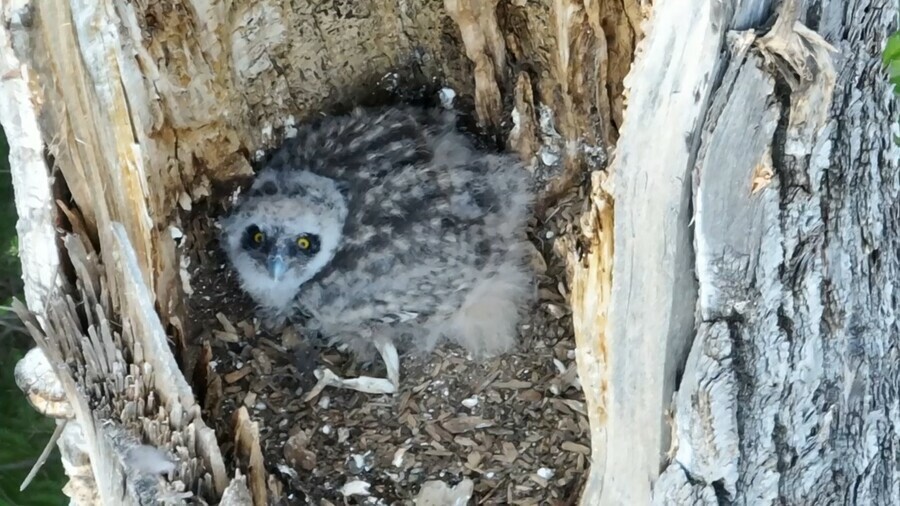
[220,105,534,395]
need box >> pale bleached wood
[569,170,613,500]
[580,0,884,503]
[584,0,735,501]
[233,407,267,506]
[0,4,94,503]
[219,472,253,506]
[10,0,899,505]
[5,0,898,503]
[0,0,61,318]
[4,0,641,503]
[12,226,241,504]
[110,222,231,497]
[111,223,196,411]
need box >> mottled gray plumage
[220,105,534,363]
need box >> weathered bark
[645,0,900,504]
[1,0,897,504]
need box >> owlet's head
[219,169,349,311]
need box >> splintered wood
[0,0,657,503]
[567,170,613,502]
[6,0,899,504]
[11,228,232,504]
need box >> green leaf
[884,30,900,68]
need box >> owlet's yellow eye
[253,231,265,244]
[296,236,311,250]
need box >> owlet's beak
[267,254,287,280]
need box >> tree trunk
[652,1,900,503]
[1,0,896,504]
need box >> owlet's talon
[301,341,401,401]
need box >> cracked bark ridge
[658,0,900,503]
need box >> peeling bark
[2,0,638,503]
[654,0,900,504]
[2,0,897,504]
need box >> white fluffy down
[428,254,534,359]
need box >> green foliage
[0,347,67,506]
[0,130,66,506]
[886,30,900,95]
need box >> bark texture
[650,0,900,504]
[1,0,637,503]
[2,0,898,504]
